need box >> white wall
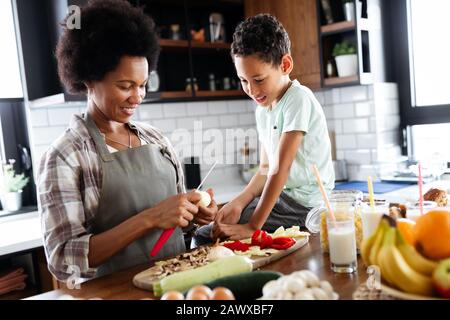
[315,83,402,181]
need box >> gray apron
[84,114,185,277]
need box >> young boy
[193,14,334,245]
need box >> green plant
[332,41,357,57]
[1,159,29,193]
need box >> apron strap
[84,113,115,162]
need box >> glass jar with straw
[306,188,363,252]
[312,165,358,273]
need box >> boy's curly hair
[231,14,290,66]
[55,0,160,94]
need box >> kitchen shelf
[323,75,359,87]
[191,41,231,50]
[159,39,231,50]
[195,90,245,97]
[321,20,356,35]
[159,39,189,49]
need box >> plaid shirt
[37,114,186,281]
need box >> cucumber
[153,255,253,297]
[203,271,283,300]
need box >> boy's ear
[280,54,294,74]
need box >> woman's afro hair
[55,0,160,94]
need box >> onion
[207,244,235,261]
[195,190,211,207]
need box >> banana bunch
[361,216,438,296]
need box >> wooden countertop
[26,234,368,300]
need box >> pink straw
[418,162,423,215]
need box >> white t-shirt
[255,79,335,208]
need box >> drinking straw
[418,162,423,215]
[367,176,375,212]
[312,164,336,226]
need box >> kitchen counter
[25,234,368,300]
[0,211,42,256]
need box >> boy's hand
[215,202,243,224]
[212,222,256,241]
[194,188,218,225]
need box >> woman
[37,0,217,281]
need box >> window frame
[394,0,450,128]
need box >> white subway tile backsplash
[322,106,334,119]
[346,164,378,181]
[332,103,354,119]
[340,85,368,103]
[32,144,50,166]
[186,102,208,116]
[176,117,196,131]
[377,114,400,132]
[314,91,325,105]
[227,100,247,113]
[324,89,340,105]
[327,119,342,134]
[344,149,372,165]
[220,114,238,127]
[162,102,186,118]
[139,104,163,120]
[336,150,345,160]
[152,118,177,133]
[357,133,377,148]
[201,116,220,129]
[207,101,228,115]
[238,113,255,126]
[355,102,373,117]
[375,99,399,116]
[336,134,357,149]
[33,126,66,145]
[342,118,369,134]
[48,107,79,126]
[373,82,398,100]
[246,100,256,112]
[29,109,48,127]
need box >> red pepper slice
[223,241,251,252]
[270,237,296,250]
[260,231,273,249]
[251,230,262,246]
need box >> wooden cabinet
[244,0,321,90]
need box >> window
[409,0,450,107]
[0,0,23,99]
[391,0,450,164]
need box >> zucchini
[153,255,252,297]
[203,271,282,300]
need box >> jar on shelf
[185,78,198,92]
[305,190,363,253]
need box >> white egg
[310,287,329,300]
[195,190,211,207]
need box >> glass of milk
[361,202,389,239]
[326,203,357,273]
[406,201,438,222]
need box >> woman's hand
[141,191,202,229]
[194,188,218,225]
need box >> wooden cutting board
[133,236,309,291]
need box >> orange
[414,209,450,260]
[397,218,416,246]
